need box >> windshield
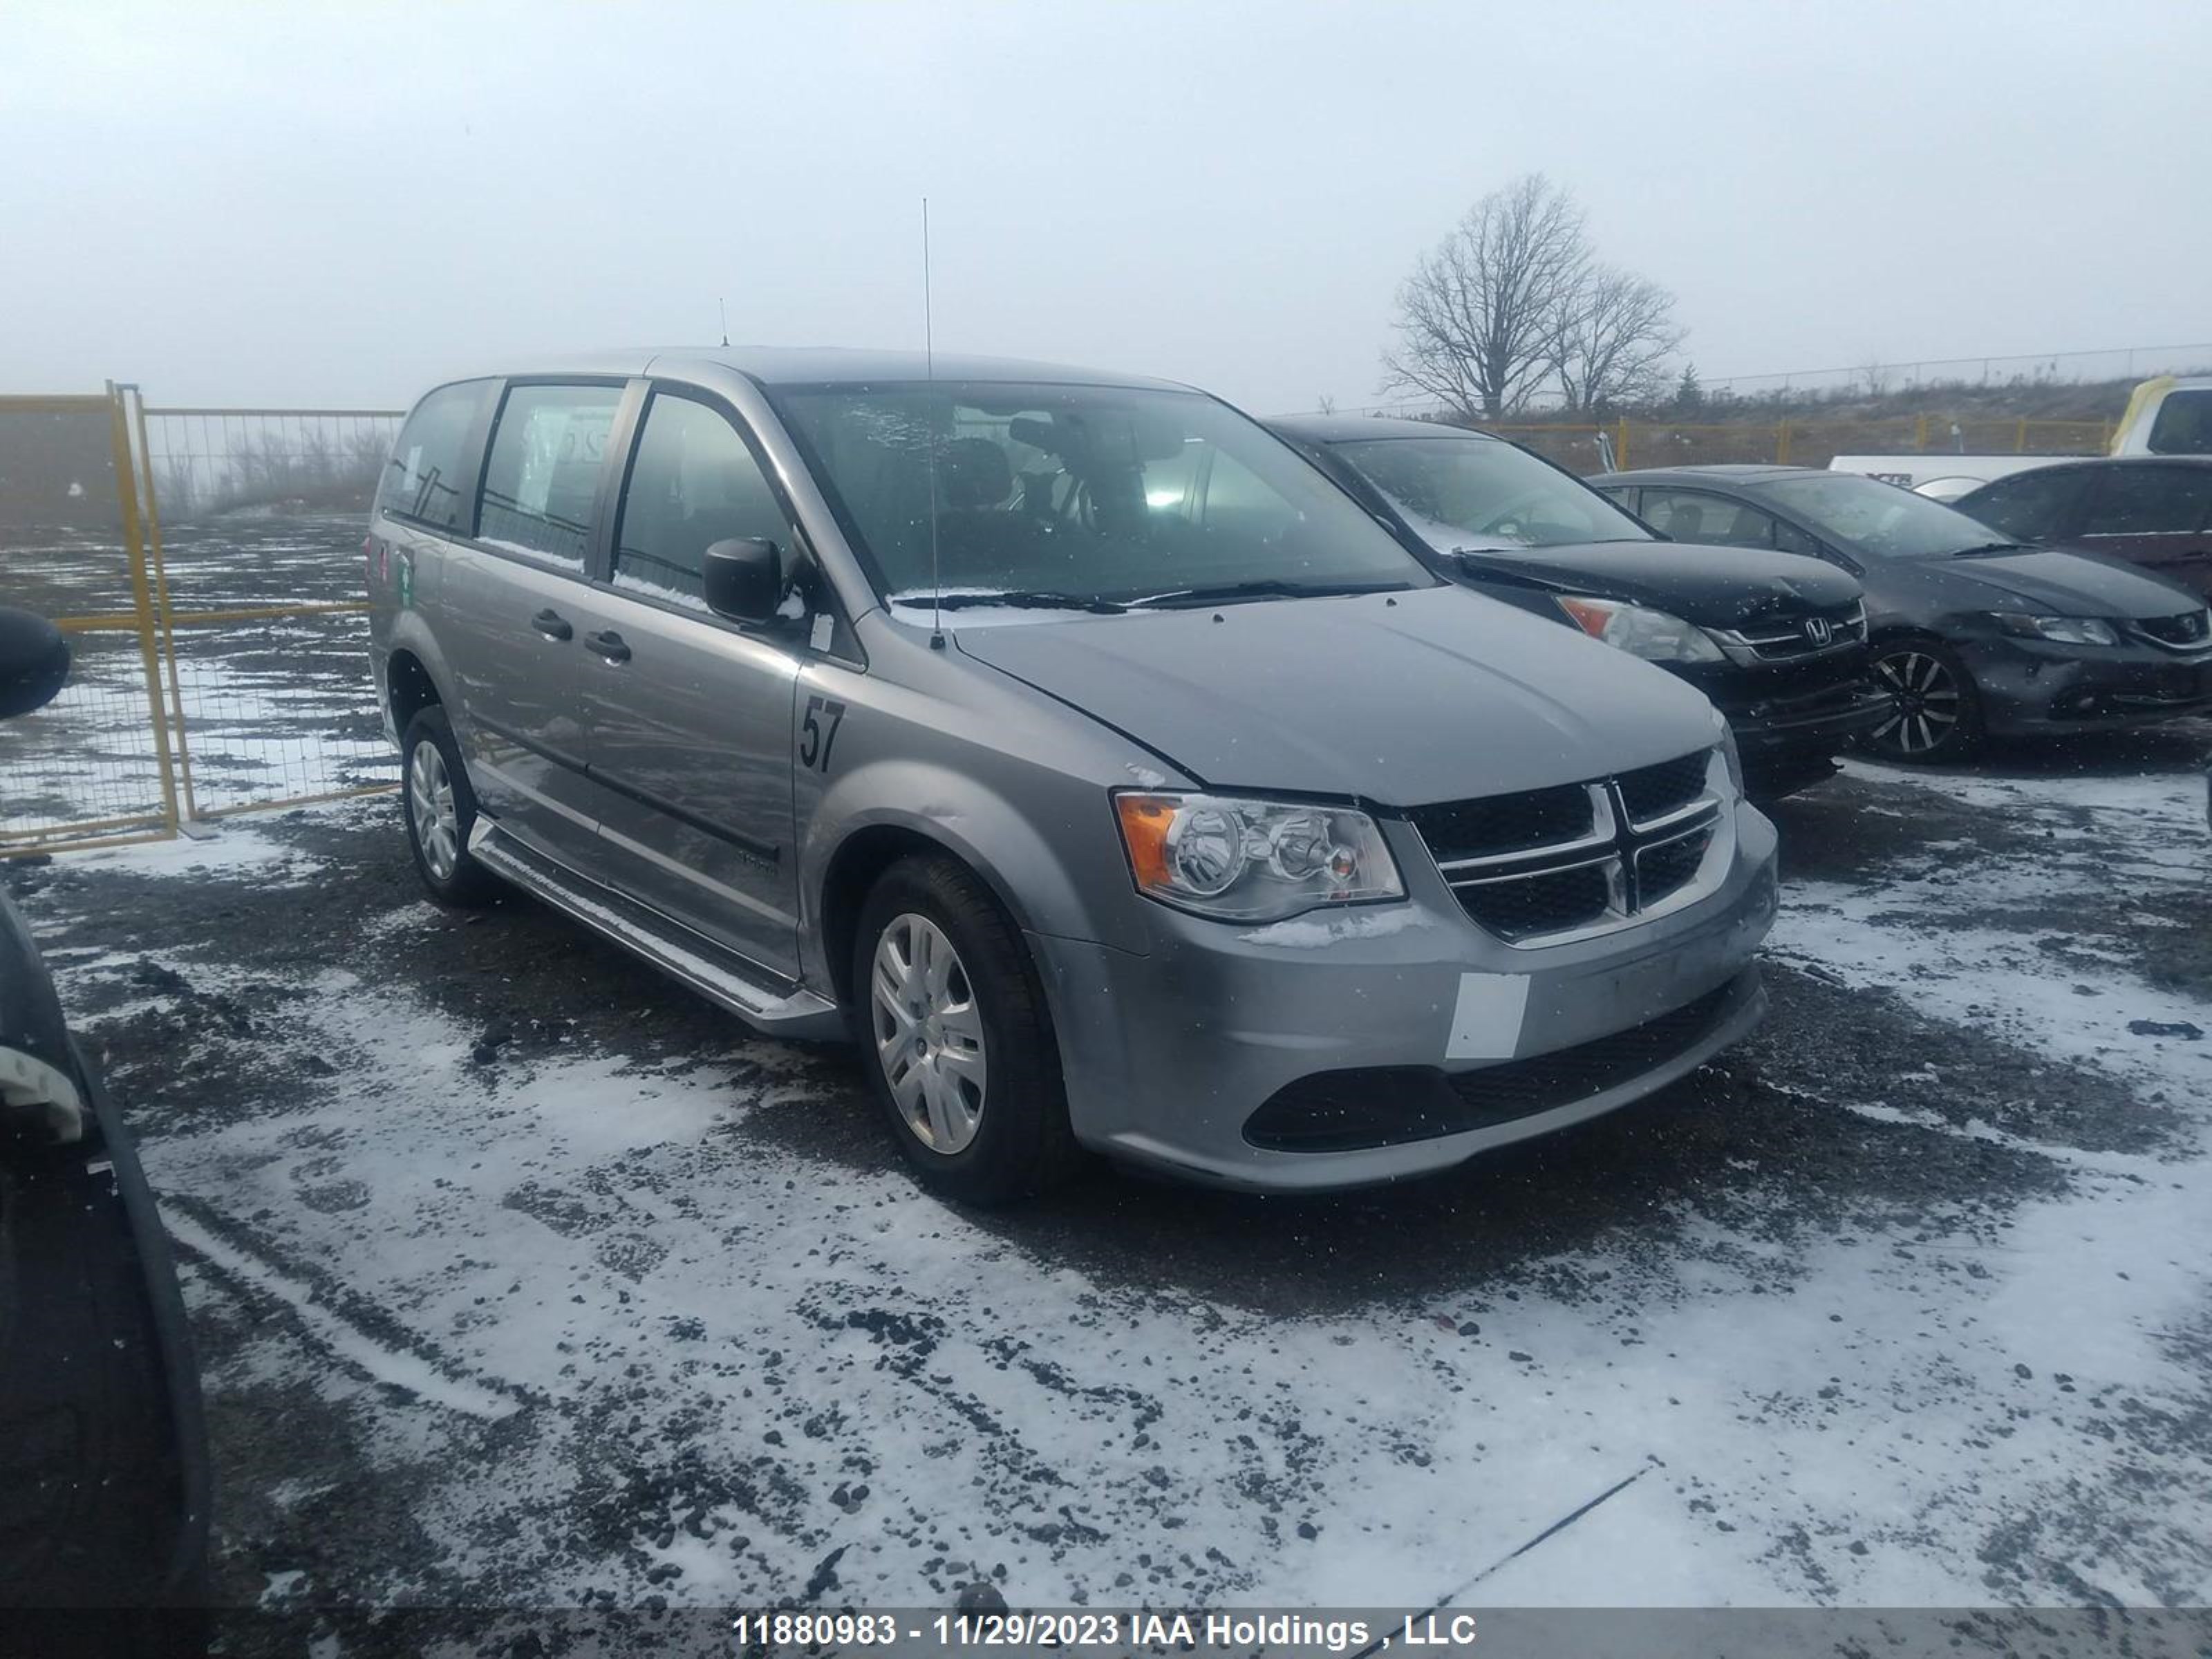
[772,382,1429,610]
[1754,473,2016,559]
[1333,435,1652,550]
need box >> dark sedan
[1273,416,1892,796]
[1954,457,2212,600]
[1591,465,2212,760]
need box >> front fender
[801,754,1154,984]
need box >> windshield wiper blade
[1130,579,1412,609]
[913,590,1128,614]
[1949,541,2034,558]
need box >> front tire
[850,854,1082,1206]
[400,706,499,907]
[1865,641,1983,762]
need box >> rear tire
[400,706,499,908]
[850,854,1082,1206]
[1864,641,1983,762]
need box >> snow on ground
[17,737,2212,1629]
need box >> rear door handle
[531,608,574,641]
[584,629,631,664]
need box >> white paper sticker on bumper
[1446,972,1530,1060]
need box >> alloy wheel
[407,739,460,880]
[870,913,988,1154]
[1871,650,1963,756]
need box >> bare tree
[1547,266,1685,412]
[1381,174,1588,420]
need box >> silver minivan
[368,349,1779,1203]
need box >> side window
[1770,517,1822,558]
[614,393,793,611]
[1640,488,1775,550]
[1958,468,2088,540]
[2147,391,2212,456]
[377,379,493,532]
[2078,466,2212,538]
[476,384,621,568]
[1595,486,1639,512]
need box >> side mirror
[701,538,783,624]
[0,608,69,719]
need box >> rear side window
[612,393,792,610]
[477,384,623,568]
[378,379,492,532]
[1639,488,1777,550]
[1956,468,2088,540]
[2147,390,2212,456]
[2078,466,2212,537]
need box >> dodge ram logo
[1803,616,1833,647]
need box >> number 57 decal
[799,695,847,773]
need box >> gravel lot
[7,516,2212,1648]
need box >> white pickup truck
[1830,375,2212,501]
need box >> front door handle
[531,608,573,641]
[584,629,631,663]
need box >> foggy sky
[5,0,2206,414]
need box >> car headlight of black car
[1555,595,1725,664]
[1989,612,2120,646]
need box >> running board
[468,821,845,1041]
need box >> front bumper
[1962,635,2212,735]
[1029,800,1778,1192]
[1674,655,1892,769]
[1729,686,1896,775]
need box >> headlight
[1113,792,1404,921]
[1556,595,1725,663]
[1990,612,2119,646]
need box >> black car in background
[1954,457,2212,601]
[1591,465,2212,761]
[0,609,209,1650]
[1273,415,1891,797]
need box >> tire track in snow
[165,1202,526,1422]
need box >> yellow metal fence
[1,387,404,854]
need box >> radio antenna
[718,297,729,348]
[924,196,946,649]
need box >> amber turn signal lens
[1114,794,1178,889]
[1555,596,1613,639]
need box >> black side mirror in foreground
[0,608,69,719]
[701,538,784,624]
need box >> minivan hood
[1927,547,2202,619]
[1446,539,1861,628]
[952,585,1721,805]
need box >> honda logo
[1803,616,1833,647]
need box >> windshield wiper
[1949,541,2034,559]
[1130,579,1414,610]
[907,590,1128,614]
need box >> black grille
[1636,823,1714,906]
[1245,980,1743,1152]
[1734,602,1867,660]
[1407,783,1593,863]
[1455,863,1611,941]
[2137,610,2210,648]
[1616,751,1711,823]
